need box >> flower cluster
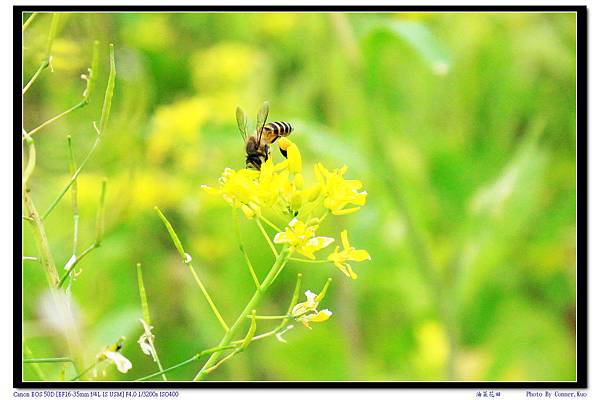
[202,138,370,280]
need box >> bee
[236,101,294,170]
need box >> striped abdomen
[261,121,293,144]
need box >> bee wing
[236,106,249,140]
[256,101,270,144]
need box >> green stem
[70,359,100,381]
[233,209,260,288]
[187,264,230,332]
[136,263,167,381]
[42,136,101,220]
[258,215,282,232]
[22,60,49,95]
[26,100,86,138]
[249,315,288,320]
[22,12,38,32]
[23,189,59,287]
[24,356,78,374]
[22,14,60,95]
[155,207,230,332]
[135,344,238,381]
[194,249,291,381]
[255,218,278,258]
[57,242,98,288]
[289,257,329,264]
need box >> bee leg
[279,146,288,159]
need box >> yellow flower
[273,218,334,259]
[278,137,302,174]
[201,165,261,218]
[202,157,297,218]
[291,290,333,329]
[328,230,371,279]
[315,163,367,215]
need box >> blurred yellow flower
[291,290,333,329]
[273,218,334,259]
[315,163,368,215]
[191,43,264,92]
[328,230,371,280]
[256,13,299,36]
[148,97,210,164]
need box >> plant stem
[289,257,330,264]
[258,215,282,232]
[255,218,278,258]
[42,136,101,220]
[135,344,238,381]
[194,248,291,381]
[155,207,230,332]
[22,13,60,95]
[26,100,86,138]
[22,12,39,32]
[136,263,168,381]
[23,188,59,287]
[70,359,100,381]
[233,209,260,288]
[57,242,98,288]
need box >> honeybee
[236,101,294,170]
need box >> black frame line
[14,4,588,389]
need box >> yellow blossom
[328,230,371,279]
[315,163,368,215]
[291,290,333,329]
[201,165,261,218]
[278,137,302,174]
[273,218,334,259]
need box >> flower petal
[104,351,132,374]
[350,249,371,262]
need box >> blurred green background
[22,11,576,381]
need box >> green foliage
[22,11,576,381]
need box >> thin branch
[194,250,291,380]
[155,207,230,333]
[233,209,260,288]
[42,136,101,220]
[68,136,79,257]
[135,344,238,382]
[289,257,329,264]
[137,262,167,381]
[26,100,86,138]
[57,243,98,288]
[41,42,115,219]
[70,359,100,381]
[22,12,39,32]
[258,215,282,232]
[23,188,59,287]
[255,218,278,258]
[57,178,107,288]
[22,13,60,95]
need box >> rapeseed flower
[328,230,371,279]
[315,163,368,215]
[273,218,334,259]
